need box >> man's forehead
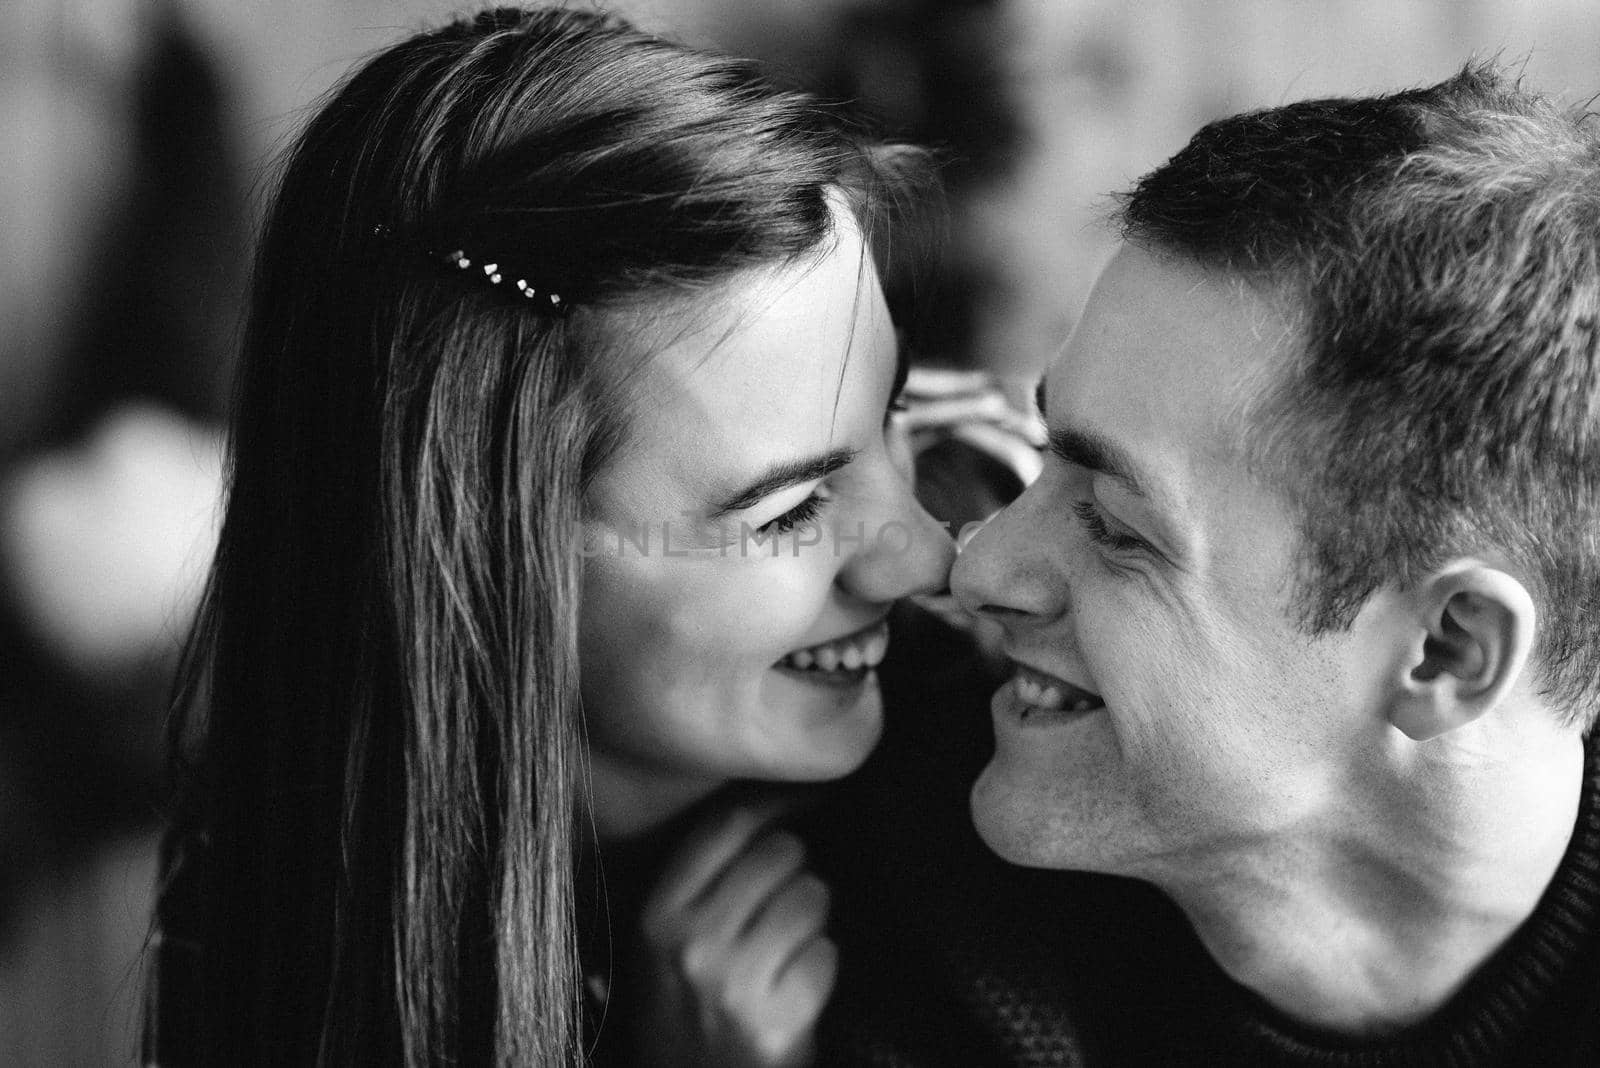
[1052,246,1294,455]
[1038,249,1305,539]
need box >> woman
[146,6,953,1065]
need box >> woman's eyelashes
[1071,499,1147,554]
[757,487,830,536]
[756,391,901,540]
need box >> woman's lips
[777,618,890,673]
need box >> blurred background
[4,0,1600,1062]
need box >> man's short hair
[1117,63,1600,727]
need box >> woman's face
[579,208,954,821]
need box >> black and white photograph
[4,1,1600,1064]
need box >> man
[936,63,1600,1064]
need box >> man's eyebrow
[1048,425,1149,499]
[708,447,859,519]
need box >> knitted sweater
[815,623,1600,1067]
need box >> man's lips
[1009,661,1105,713]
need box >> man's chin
[970,758,1135,874]
[969,760,1054,868]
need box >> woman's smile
[776,616,890,674]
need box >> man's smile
[999,660,1106,723]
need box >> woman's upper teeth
[783,622,888,671]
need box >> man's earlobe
[1388,564,1536,741]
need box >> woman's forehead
[589,221,895,515]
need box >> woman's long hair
[157,7,932,1065]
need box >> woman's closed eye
[757,487,830,536]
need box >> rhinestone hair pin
[441,248,567,313]
[370,225,570,314]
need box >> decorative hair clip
[370,225,570,315]
[440,249,566,313]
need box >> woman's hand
[629,803,837,1067]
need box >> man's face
[952,244,1384,881]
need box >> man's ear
[1387,562,1536,741]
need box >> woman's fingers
[690,831,807,939]
[762,934,840,1060]
[632,800,837,1066]
[642,801,788,932]
[652,829,810,992]
[769,934,839,1017]
[712,878,837,1068]
[728,871,831,994]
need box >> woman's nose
[838,479,955,604]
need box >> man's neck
[1156,728,1586,1038]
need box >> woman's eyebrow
[707,447,859,519]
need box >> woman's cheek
[714,550,839,637]
[589,543,840,688]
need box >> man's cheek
[1076,609,1158,694]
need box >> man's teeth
[1016,674,1062,709]
[781,623,888,672]
[1016,673,1100,712]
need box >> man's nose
[951,485,1063,623]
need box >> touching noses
[951,483,1061,623]
[838,472,956,604]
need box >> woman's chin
[757,670,885,780]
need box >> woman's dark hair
[154,7,931,1064]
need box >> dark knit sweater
[813,616,1600,1067]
